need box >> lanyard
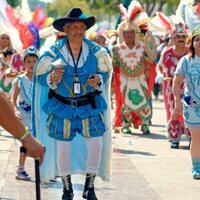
[67,40,82,78]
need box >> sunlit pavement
[1,98,199,200]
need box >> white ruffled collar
[60,41,89,68]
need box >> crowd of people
[1,1,200,200]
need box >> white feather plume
[21,0,32,22]
[175,0,200,32]
[0,0,22,51]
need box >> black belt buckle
[71,100,77,108]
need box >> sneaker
[141,124,150,135]
[192,170,200,180]
[16,170,31,181]
[170,142,179,149]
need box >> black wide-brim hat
[53,8,95,32]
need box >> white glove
[155,74,164,84]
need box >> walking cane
[20,146,44,200]
[35,159,41,200]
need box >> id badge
[73,81,81,94]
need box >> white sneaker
[16,169,31,181]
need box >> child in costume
[11,45,38,181]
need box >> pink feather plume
[118,4,128,19]
[157,12,173,32]
[128,6,143,22]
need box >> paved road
[0,99,199,200]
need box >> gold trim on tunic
[63,119,71,138]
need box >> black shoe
[82,188,98,200]
[141,124,150,135]
[143,130,150,135]
[171,142,179,149]
[62,190,74,200]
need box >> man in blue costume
[32,8,112,200]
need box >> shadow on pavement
[122,132,167,140]
[151,123,166,128]
[114,148,156,156]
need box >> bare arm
[156,64,163,75]
[156,49,165,75]
[172,74,185,114]
[0,95,45,164]
[10,79,20,116]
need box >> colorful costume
[176,55,200,128]
[12,74,32,130]
[175,2,200,180]
[32,37,112,182]
[0,58,12,98]
[112,67,123,128]
[158,46,189,142]
[112,0,157,134]
[112,39,153,134]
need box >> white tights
[57,137,103,176]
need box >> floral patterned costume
[112,40,152,133]
[158,46,190,142]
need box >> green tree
[47,0,91,18]
[28,0,47,11]
[7,0,21,8]
[140,0,180,16]
[84,0,180,16]
[45,0,180,24]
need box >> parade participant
[11,46,38,181]
[112,21,156,135]
[0,33,12,54]
[0,95,45,164]
[112,0,157,134]
[155,23,190,148]
[94,34,111,56]
[173,24,200,179]
[0,47,16,98]
[32,7,112,200]
[153,35,171,100]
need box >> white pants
[57,137,103,176]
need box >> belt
[48,89,101,108]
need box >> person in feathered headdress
[112,0,157,135]
[173,24,200,179]
[155,22,191,149]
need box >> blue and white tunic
[32,37,112,181]
[13,74,32,131]
[175,55,200,128]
